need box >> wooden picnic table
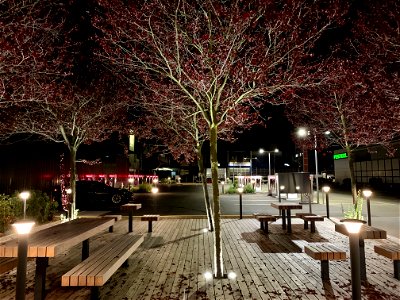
[120,203,142,232]
[335,223,387,282]
[271,202,302,233]
[0,217,115,300]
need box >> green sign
[333,153,348,160]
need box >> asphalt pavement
[132,183,400,239]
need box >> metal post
[349,232,362,300]
[326,193,330,219]
[366,197,371,226]
[239,193,243,219]
[314,131,320,204]
[16,237,28,300]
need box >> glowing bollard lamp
[362,189,373,226]
[237,187,244,219]
[341,219,366,300]
[322,186,331,219]
[19,191,30,219]
[13,221,35,300]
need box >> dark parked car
[75,180,133,210]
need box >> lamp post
[19,191,30,219]
[362,189,373,226]
[237,187,243,219]
[259,148,279,195]
[341,219,366,300]
[322,186,331,219]
[297,128,320,204]
[13,221,35,300]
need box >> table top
[335,223,387,239]
[120,203,142,212]
[271,202,303,210]
[0,217,115,258]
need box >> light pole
[13,221,35,300]
[297,128,320,204]
[237,187,243,219]
[362,189,373,226]
[322,186,330,218]
[19,191,30,219]
[341,219,366,300]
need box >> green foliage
[0,194,22,233]
[344,190,364,220]
[225,183,255,194]
[138,183,152,193]
[243,184,255,194]
[225,185,238,194]
[0,191,58,233]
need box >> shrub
[344,190,364,220]
[0,191,58,233]
[243,184,255,194]
[138,183,152,193]
[0,194,22,233]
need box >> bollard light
[19,191,30,220]
[221,181,225,194]
[237,187,244,219]
[341,219,366,300]
[362,189,372,226]
[13,221,35,300]
[322,186,331,218]
[151,187,159,194]
[278,185,285,203]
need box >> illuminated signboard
[333,153,348,160]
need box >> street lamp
[297,128,320,204]
[322,186,331,218]
[341,219,366,300]
[237,187,244,219]
[362,189,373,226]
[13,221,35,300]
[19,191,30,219]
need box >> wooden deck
[0,217,399,299]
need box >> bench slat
[62,234,144,287]
[305,243,346,261]
[375,244,400,260]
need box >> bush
[138,183,152,193]
[0,191,58,233]
[225,183,255,194]
[243,184,255,194]
[0,194,22,233]
[344,190,364,220]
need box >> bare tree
[94,0,346,277]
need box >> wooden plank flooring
[0,217,399,299]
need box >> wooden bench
[304,243,346,280]
[253,213,277,233]
[102,215,122,232]
[374,243,400,279]
[61,234,144,299]
[0,257,18,274]
[141,215,160,232]
[296,213,324,232]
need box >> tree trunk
[347,147,358,204]
[210,124,223,278]
[197,144,214,232]
[70,146,78,219]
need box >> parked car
[75,180,134,210]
